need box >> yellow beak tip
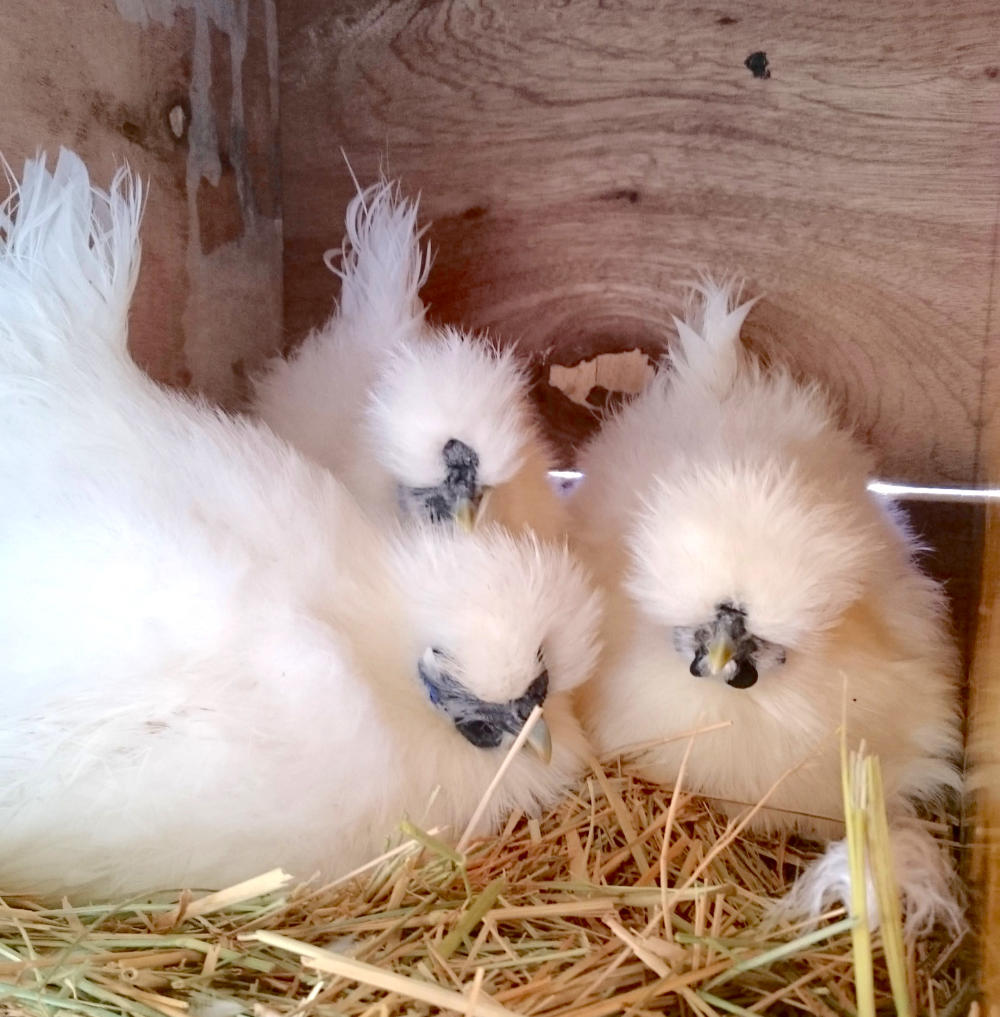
[454,500,476,532]
[706,642,734,676]
[453,486,494,532]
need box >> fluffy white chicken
[0,150,602,900]
[573,281,962,932]
[252,180,566,537]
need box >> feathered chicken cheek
[417,648,553,761]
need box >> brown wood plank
[969,143,1000,1007]
[0,0,283,407]
[279,0,999,483]
[970,503,1000,1003]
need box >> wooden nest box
[3,0,998,1005]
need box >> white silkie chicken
[573,281,962,933]
[252,180,566,537]
[0,150,602,900]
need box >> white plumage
[0,150,602,900]
[572,281,962,932]
[252,180,567,537]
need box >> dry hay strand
[0,761,971,1017]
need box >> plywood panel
[0,0,282,407]
[279,0,1000,484]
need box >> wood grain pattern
[970,503,1000,1007]
[0,0,283,407]
[969,221,1000,1004]
[278,0,1000,484]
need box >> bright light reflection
[547,471,1000,503]
[866,482,1000,503]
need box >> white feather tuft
[326,178,431,342]
[669,277,757,399]
[779,820,965,939]
[252,177,430,516]
[366,327,536,489]
[0,148,143,376]
[389,521,604,704]
[626,457,885,647]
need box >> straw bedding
[0,750,971,1017]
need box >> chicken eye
[455,717,504,749]
[524,670,549,705]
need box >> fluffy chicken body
[573,283,961,928]
[253,181,566,537]
[0,151,601,900]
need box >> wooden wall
[278,0,999,487]
[0,0,283,407]
[970,502,1000,1005]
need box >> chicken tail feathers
[669,277,757,398]
[0,148,143,376]
[324,178,431,348]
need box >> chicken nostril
[726,659,758,689]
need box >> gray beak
[523,713,552,764]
